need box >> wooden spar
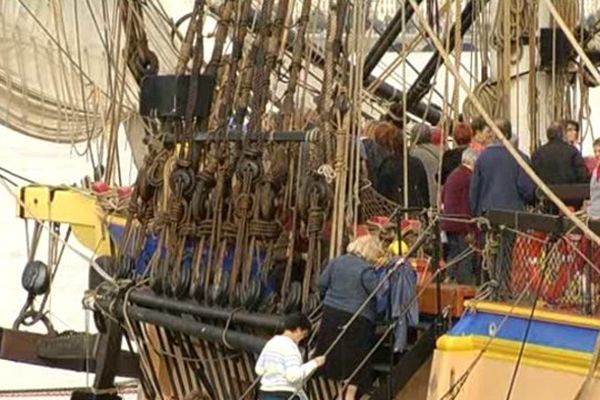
[362,0,424,79]
[405,0,600,246]
[404,0,491,109]
[205,3,443,124]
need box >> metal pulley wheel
[191,180,211,222]
[305,293,320,314]
[172,251,193,299]
[149,261,165,294]
[134,50,159,78]
[116,255,135,280]
[210,271,229,306]
[298,175,332,221]
[136,167,155,202]
[235,157,262,183]
[241,279,262,310]
[173,265,191,299]
[283,281,302,313]
[190,271,205,303]
[170,166,196,199]
[21,261,50,296]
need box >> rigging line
[120,282,162,398]
[438,259,553,400]
[0,165,36,184]
[406,0,600,247]
[15,0,124,108]
[127,1,180,58]
[73,0,97,172]
[0,177,117,286]
[504,235,556,400]
[339,246,478,394]
[282,219,439,400]
[0,173,17,187]
[84,0,140,110]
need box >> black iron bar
[363,0,424,79]
[122,304,268,354]
[128,290,284,332]
[404,0,489,111]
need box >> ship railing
[483,209,600,316]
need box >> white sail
[0,0,179,143]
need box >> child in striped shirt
[255,313,326,400]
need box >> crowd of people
[361,113,600,284]
[253,114,600,400]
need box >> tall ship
[0,0,599,399]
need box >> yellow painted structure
[16,185,118,255]
[427,301,600,399]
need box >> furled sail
[0,0,179,143]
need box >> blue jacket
[320,254,379,322]
[376,259,419,353]
[469,144,535,216]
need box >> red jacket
[442,165,473,234]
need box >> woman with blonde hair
[315,235,386,399]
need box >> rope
[504,235,556,400]
[337,247,477,395]
[437,259,558,400]
[0,165,37,184]
[0,174,116,286]
[279,219,438,400]
[405,0,600,248]
[221,307,243,350]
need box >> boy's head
[594,138,600,161]
[471,116,493,145]
[283,313,311,344]
[563,119,579,145]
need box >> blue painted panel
[108,223,275,296]
[449,311,599,353]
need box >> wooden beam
[0,327,138,378]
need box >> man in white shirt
[255,313,326,400]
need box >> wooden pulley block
[89,256,116,291]
[170,165,196,200]
[298,175,332,220]
[258,181,276,220]
[232,284,243,308]
[136,167,155,202]
[149,261,165,295]
[190,180,212,222]
[93,310,107,334]
[162,260,174,298]
[283,281,302,313]
[305,293,320,314]
[235,157,263,183]
[210,270,229,306]
[116,255,134,280]
[173,265,191,299]
[242,278,262,310]
[190,270,205,303]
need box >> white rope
[316,164,336,184]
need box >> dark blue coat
[469,144,535,216]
